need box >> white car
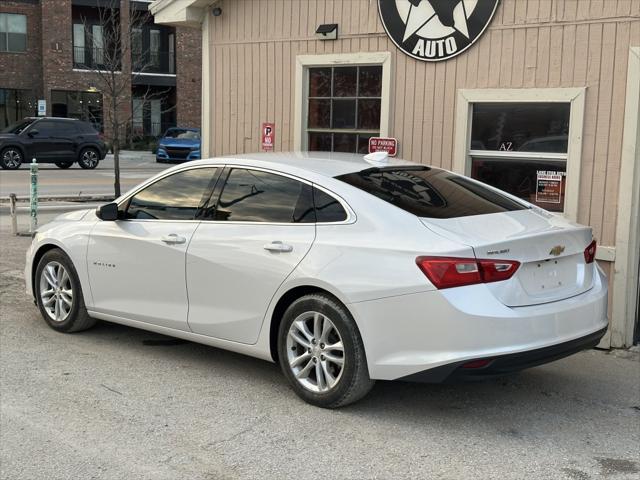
[25,152,608,408]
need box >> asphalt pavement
[0,222,639,479]
[0,151,167,198]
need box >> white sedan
[25,152,608,408]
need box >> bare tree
[78,0,174,197]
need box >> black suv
[0,117,107,170]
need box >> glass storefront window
[469,102,570,213]
[0,89,36,130]
[51,90,103,131]
[471,103,570,153]
[306,65,382,154]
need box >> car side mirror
[96,202,120,221]
[27,129,39,137]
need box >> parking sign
[261,123,275,151]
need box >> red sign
[261,122,275,151]
[368,137,398,156]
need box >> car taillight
[416,256,520,289]
[584,240,597,264]
[98,132,105,141]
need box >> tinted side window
[214,169,315,223]
[126,168,217,220]
[56,122,78,136]
[33,121,56,136]
[77,121,97,134]
[313,188,347,222]
[335,167,526,219]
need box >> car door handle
[161,234,186,245]
[263,241,293,253]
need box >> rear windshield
[335,167,527,219]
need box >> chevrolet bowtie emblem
[549,245,565,256]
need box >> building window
[0,89,35,129]
[130,24,175,74]
[469,103,570,212]
[51,90,103,132]
[453,88,586,221]
[131,86,176,138]
[73,24,85,64]
[0,13,27,53]
[306,65,382,154]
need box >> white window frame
[453,88,586,223]
[294,52,392,151]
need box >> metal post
[9,193,18,236]
[30,158,38,233]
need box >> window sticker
[536,170,563,204]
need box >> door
[186,168,317,344]
[87,167,219,330]
[27,120,57,160]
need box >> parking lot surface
[1,223,639,480]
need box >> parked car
[25,152,607,408]
[0,117,107,170]
[155,127,201,163]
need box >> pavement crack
[99,383,123,396]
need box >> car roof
[28,117,80,122]
[187,151,418,178]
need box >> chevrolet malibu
[25,152,608,408]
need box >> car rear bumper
[349,264,609,381]
[398,326,607,383]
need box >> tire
[277,293,375,408]
[55,162,73,169]
[35,249,97,333]
[78,148,99,169]
[0,147,23,170]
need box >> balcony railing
[73,46,120,71]
[131,50,175,75]
[73,46,174,75]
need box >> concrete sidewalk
[1,222,639,480]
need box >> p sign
[261,122,275,151]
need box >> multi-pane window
[469,103,570,212]
[306,65,382,154]
[0,13,27,52]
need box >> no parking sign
[261,123,275,151]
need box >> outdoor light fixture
[212,7,222,16]
[316,24,338,41]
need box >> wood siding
[207,0,640,247]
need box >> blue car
[156,127,201,163]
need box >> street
[1,223,639,480]
[0,151,167,198]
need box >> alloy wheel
[2,149,22,169]
[80,149,98,168]
[286,311,345,393]
[39,261,73,322]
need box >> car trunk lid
[420,208,595,307]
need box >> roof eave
[150,0,219,28]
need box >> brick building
[0,0,202,139]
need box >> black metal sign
[378,0,500,62]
